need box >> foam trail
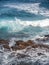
[0,19,25,33]
[0,18,49,33]
[15,18,49,27]
[4,3,49,17]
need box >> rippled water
[0,0,49,65]
[0,0,49,40]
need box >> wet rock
[36,37,49,42]
[36,35,49,42]
[13,40,49,50]
[27,40,34,44]
[0,39,49,51]
[0,39,10,50]
[15,40,35,50]
[3,44,10,50]
[44,35,49,37]
[38,44,49,49]
[37,53,44,56]
[11,46,18,51]
[16,40,25,46]
[17,53,30,58]
[0,39,9,45]
[32,44,39,48]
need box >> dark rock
[0,39,9,45]
[37,53,44,56]
[3,44,10,50]
[17,53,30,58]
[0,39,49,51]
[36,36,49,42]
[15,40,35,50]
[44,35,49,37]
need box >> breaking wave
[0,1,49,39]
[0,18,49,32]
[0,18,49,39]
[4,3,49,17]
[0,1,49,65]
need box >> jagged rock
[17,53,30,58]
[36,37,49,42]
[15,40,35,50]
[0,39,9,45]
[11,46,18,51]
[36,35,49,42]
[44,35,49,37]
[32,44,39,48]
[27,40,34,44]
[0,39,49,51]
[37,53,44,56]
[39,44,49,49]
[3,44,10,50]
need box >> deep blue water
[0,0,49,40]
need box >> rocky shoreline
[0,35,49,51]
[0,35,49,65]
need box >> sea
[0,0,49,65]
[0,0,49,40]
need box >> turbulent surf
[0,0,49,65]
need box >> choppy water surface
[0,0,49,65]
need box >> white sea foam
[0,18,49,33]
[18,18,49,27]
[1,47,49,65]
[4,3,49,17]
[9,18,49,27]
[0,19,25,33]
[9,38,16,47]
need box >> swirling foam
[4,3,49,17]
[0,18,49,33]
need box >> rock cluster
[0,38,49,51]
[36,35,49,42]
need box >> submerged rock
[36,35,49,42]
[17,53,30,58]
[3,44,10,50]
[37,53,44,56]
[44,35,49,37]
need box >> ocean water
[0,0,49,65]
[0,0,49,40]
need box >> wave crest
[4,3,49,17]
[0,18,49,33]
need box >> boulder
[44,35,49,37]
[0,39,9,45]
[17,53,30,58]
[3,44,10,50]
[0,39,49,51]
[37,53,44,56]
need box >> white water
[0,47,49,65]
[9,38,16,47]
[4,3,49,17]
[0,18,49,33]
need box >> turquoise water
[0,0,49,40]
[0,1,49,65]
